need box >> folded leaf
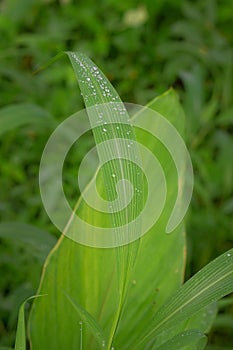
[15,295,45,350]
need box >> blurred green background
[0,0,232,348]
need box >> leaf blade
[63,291,106,347]
[154,329,207,350]
[14,295,45,350]
[0,104,54,136]
[138,249,233,347]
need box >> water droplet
[103,128,107,133]
[227,253,231,257]
[111,174,116,178]
[102,340,106,347]
[86,77,91,81]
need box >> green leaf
[65,55,144,344]
[0,222,56,262]
[0,103,55,136]
[183,303,218,334]
[29,51,144,350]
[63,291,106,347]
[111,88,187,350]
[29,54,187,350]
[153,329,207,350]
[15,295,45,350]
[137,249,233,347]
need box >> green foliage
[0,0,232,348]
[27,52,232,350]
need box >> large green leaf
[29,52,143,350]
[29,53,188,349]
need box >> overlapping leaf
[29,53,186,350]
[27,53,233,350]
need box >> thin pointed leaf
[153,329,207,350]
[15,295,45,350]
[0,223,56,262]
[183,302,218,334]
[138,249,233,347]
[63,291,106,347]
[0,104,54,136]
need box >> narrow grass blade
[183,302,218,334]
[14,295,45,350]
[153,329,207,350]
[63,291,106,347]
[0,104,54,136]
[66,52,143,249]
[0,223,56,262]
[138,249,233,347]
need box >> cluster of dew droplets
[70,52,144,228]
[71,53,130,141]
[71,52,122,107]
